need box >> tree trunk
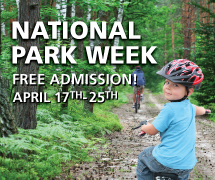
[0,75,18,137]
[39,0,50,95]
[213,3,215,24]
[206,0,210,25]
[61,0,72,110]
[203,0,207,24]
[200,0,203,23]
[83,2,94,113]
[74,2,84,93]
[84,95,93,113]
[1,2,5,36]
[76,4,84,61]
[83,6,111,113]
[181,0,184,31]
[206,0,210,45]
[13,0,40,129]
[200,0,203,48]
[183,0,192,59]
[108,0,124,91]
[213,3,215,41]
[191,5,195,61]
[170,4,175,60]
[165,33,167,64]
[0,2,1,57]
[16,0,20,20]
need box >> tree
[183,0,192,59]
[170,4,175,60]
[0,73,18,137]
[61,0,72,111]
[191,4,195,60]
[190,0,215,109]
[108,0,124,91]
[13,0,40,129]
[0,1,2,56]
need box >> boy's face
[163,79,187,101]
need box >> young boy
[136,59,211,180]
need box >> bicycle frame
[135,88,141,113]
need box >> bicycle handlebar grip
[205,109,211,114]
[138,131,146,137]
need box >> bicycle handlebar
[131,120,147,130]
[131,108,211,137]
[131,117,157,137]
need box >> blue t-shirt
[152,99,197,169]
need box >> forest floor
[58,90,215,180]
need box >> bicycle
[135,85,143,113]
[132,119,178,180]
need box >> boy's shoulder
[161,103,174,116]
[163,100,194,114]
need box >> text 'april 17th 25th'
[13,91,118,103]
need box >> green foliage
[0,83,127,179]
[0,0,18,22]
[189,3,215,121]
[118,0,184,93]
[0,36,17,80]
[1,8,17,22]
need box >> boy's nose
[165,84,171,89]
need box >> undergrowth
[0,85,130,179]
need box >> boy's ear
[188,88,194,96]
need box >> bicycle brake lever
[139,120,147,126]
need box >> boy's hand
[194,105,210,116]
[205,109,211,114]
[140,122,150,132]
[140,122,159,135]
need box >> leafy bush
[0,84,128,179]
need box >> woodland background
[0,0,215,179]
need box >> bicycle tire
[135,94,138,113]
[138,94,140,109]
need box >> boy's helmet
[156,59,204,90]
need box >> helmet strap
[168,86,189,102]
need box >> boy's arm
[194,105,211,116]
[142,73,146,85]
[141,123,159,135]
[131,73,134,86]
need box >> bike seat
[154,172,178,180]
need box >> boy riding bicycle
[136,59,211,180]
[131,66,146,108]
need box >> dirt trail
[66,90,215,180]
